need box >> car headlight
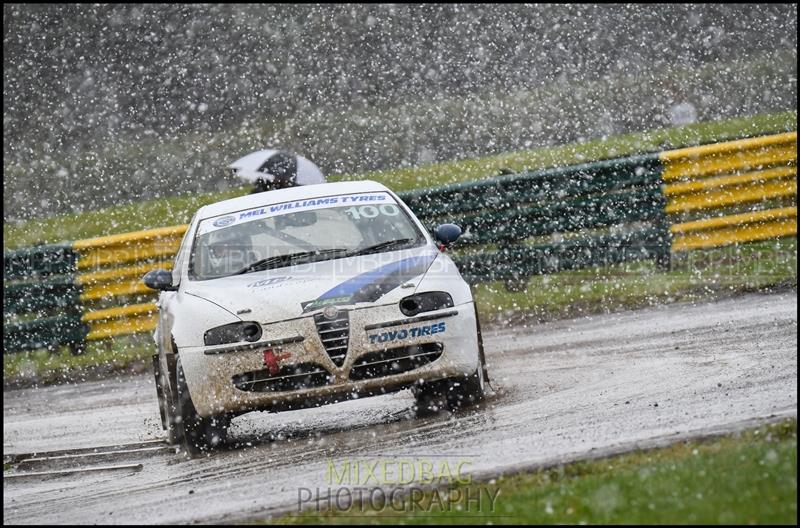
[399,291,454,317]
[204,321,262,346]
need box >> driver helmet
[206,227,254,270]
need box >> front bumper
[178,301,481,417]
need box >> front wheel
[445,364,485,410]
[153,354,183,445]
[176,356,230,456]
[414,363,486,416]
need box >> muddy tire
[414,379,450,417]
[164,355,184,446]
[153,353,183,445]
[414,365,486,416]
[153,354,169,433]
[474,302,490,385]
[444,304,488,410]
[176,356,229,456]
[414,304,488,416]
[444,365,486,410]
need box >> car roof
[197,180,393,220]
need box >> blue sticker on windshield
[213,215,236,227]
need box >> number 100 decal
[345,204,400,219]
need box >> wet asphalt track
[3,291,797,524]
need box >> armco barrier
[3,242,77,280]
[400,153,670,284]
[3,131,796,354]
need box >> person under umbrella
[228,150,326,193]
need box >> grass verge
[474,237,797,326]
[270,419,798,525]
[3,333,153,388]
[3,111,795,249]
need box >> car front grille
[232,363,332,392]
[349,343,443,381]
[314,310,350,367]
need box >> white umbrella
[228,149,325,187]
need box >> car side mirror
[433,223,462,247]
[143,269,177,291]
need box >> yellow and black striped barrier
[74,226,187,342]
[4,226,186,352]
[660,132,796,251]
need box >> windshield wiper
[231,240,417,276]
[232,248,349,275]
[346,238,416,257]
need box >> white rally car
[144,180,488,454]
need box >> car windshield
[189,191,426,280]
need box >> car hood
[183,246,440,323]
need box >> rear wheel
[176,356,230,456]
